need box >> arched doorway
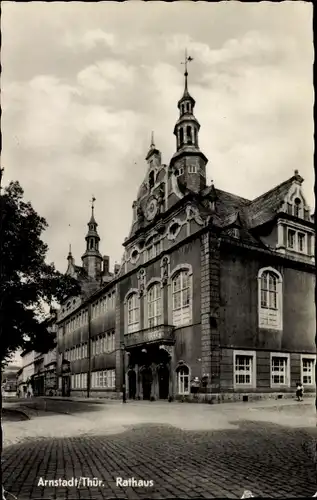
[141,366,152,400]
[157,364,169,400]
[128,369,136,400]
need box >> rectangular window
[234,355,254,386]
[298,233,305,252]
[271,355,289,386]
[287,229,295,249]
[301,357,316,385]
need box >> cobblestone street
[2,399,317,499]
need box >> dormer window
[298,233,306,252]
[287,228,307,253]
[294,198,301,218]
[287,229,295,249]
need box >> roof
[247,177,294,228]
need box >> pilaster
[200,230,221,392]
[114,283,122,393]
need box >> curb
[2,407,31,420]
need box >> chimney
[102,255,110,275]
[114,263,120,275]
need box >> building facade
[17,313,58,397]
[56,63,315,402]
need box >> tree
[0,181,81,361]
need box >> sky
[2,1,314,275]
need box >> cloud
[77,59,136,94]
[62,29,116,52]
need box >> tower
[81,197,103,280]
[170,50,208,193]
[145,132,162,191]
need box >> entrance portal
[141,367,152,400]
[128,369,136,399]
[158,364,169,399]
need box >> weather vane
[181,48,194,75]
[91,195,96,213]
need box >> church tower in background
[81,197,103,280]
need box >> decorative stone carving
[159,345,173,357]
[186,204,204,225]
[137,203,144,223]
[158,186,165,213]
[161,256,169,285]
[137,268,146,297]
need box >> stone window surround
[233,350,257,389]
[257,267,283,331]
[270,352,290,388]
[300,354,316,386]
[168,263,193,327]
[143,278,163,329]
[124,288,140,334]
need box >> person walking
[296,382,304,401]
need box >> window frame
[233,350,257,389]
[300,354,316,386]
[147,282,162,328]
[270,352,290,388]
[125,291,140,334]
[170,267,192,327]
[258,267,283,331]
[176,364,190,395]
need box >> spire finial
[69,243,72,254]
[150,131,155,149]
[90,195,96,215]
[181,48,193,92]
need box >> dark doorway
[128,370,136,399]
[158,364,169,400]
[142,367,152,400]
[62,376,71,397]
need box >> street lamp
[120,342,126,403]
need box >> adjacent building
[56,62,315,402]
[17,312,58,397]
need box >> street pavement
[2,398,317,499]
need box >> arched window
[147,283,161,327]
[186,126,192,144]
[127,293,140,333]
[90,239,94,250]
[294,198,301,218]
[149,171,155,190]
[260,272,277,309]
[172,270,191,326]
[186,103,190,113]
[179,128,184,146]
[258,268,282,330]
[176,365,190,395]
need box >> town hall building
[55,57,315,402]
